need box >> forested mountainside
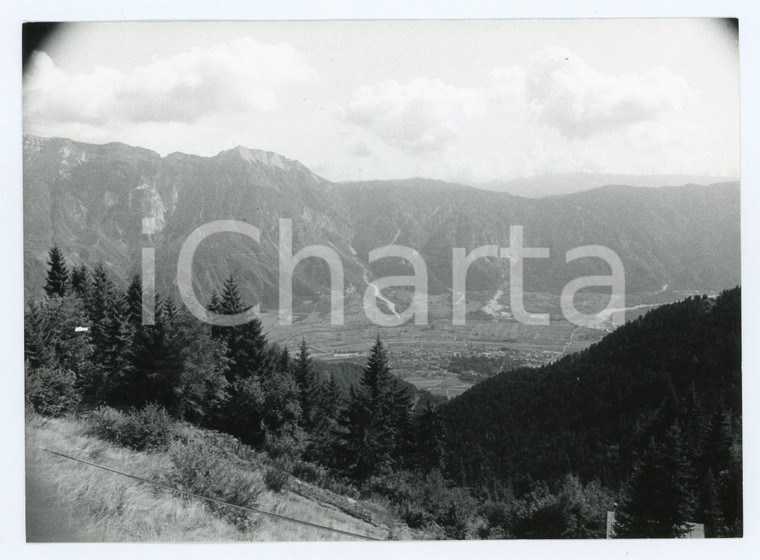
[26,244,742,537]
[442,287,742,535]
[25,135,740,306]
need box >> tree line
[26,246,447,478]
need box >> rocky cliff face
[24,135,741,309]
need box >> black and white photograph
[5,4,759,557]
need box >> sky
[22,19,740,184]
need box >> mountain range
[23,135,741,310]
[478,172,737,198]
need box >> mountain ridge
[23,135,741,307]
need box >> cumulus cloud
[24,38,318,127]
[339,78,486,154]
[525,48,696,138]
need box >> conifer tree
[100,291,135,402]
[390,379,414,468]
[307,370,344,465]
[294,339,319,430]
[615,421,694,537]
[69,264,91,301]
[169,308,230,422]
[126,296,184,410]
[261,345,303,451]
[125,274,144,326]
[278,346,291,373]
[701,470,726,537]
[44,245,69,298]
[208,292,221,313]
[415,402,447,473]
[216,275,268,380]
[337,336,398,480]
[87,263,115,353]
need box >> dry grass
[26,413,393,542]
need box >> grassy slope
[25,413,396,542]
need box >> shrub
[365,470,480,538]
[264,467,289,493]
[322,477,361,500]
[166,439,264,530]
[87,403,173,451]
[401,502,431,529]
[26,366,81,417]
[290,460,327,485]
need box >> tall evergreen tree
[294,339,319,430]
[87,263,116,355]
[44,245,69,298]
[100,291,135,402]
[337,336,398,480]
[700,470,726,537]
[169,308,230,421]
[261,345,303,452]
[215,276,268,380]
[615,421,695,537]
[126,296,184,410]
[69,264,91,301]
[415,402,447,473]
[125,274,144,326]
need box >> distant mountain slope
[479,172,737,198]
[441,288,741,491]
[24,135,740,306]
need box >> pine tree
[337,336,398,480]
[390,379,414,468]
[126,296,184,411]
[701,470,726,537]
[169,308,230,421]
[216,276,268,380]
[69,264,91,301]
[87,262,115,356]
[24,296,93,382]
[278,346,291,374]
[615,421,695,537]
[261,345,303,449]
[125,274,144,326]
[44,245,69,298]
[208,292,221,313]
[308,371,344,465]
[294,339,319,430]
[24,301,50,369]
[100,291,135,403]
[415,402,447,472]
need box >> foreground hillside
[26,412,397,542]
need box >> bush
[87,404,173,451]
[26,366,81,417]
[166,439,264,530]
[291,460,327,485]
[264,467,289,493]
[365,470,480,538]
[322,477,361,500]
